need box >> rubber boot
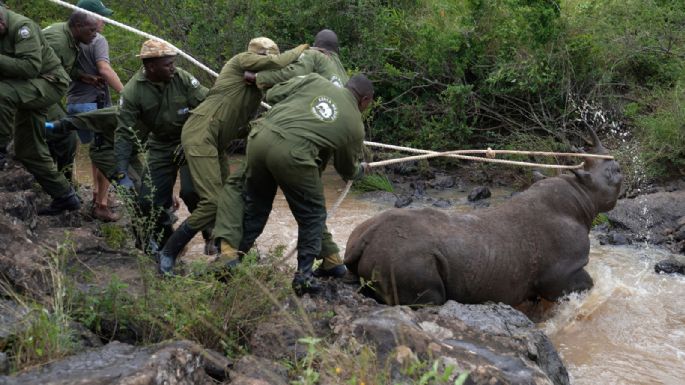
[312,253,347,278]
[38,188,81,215]
[202,229,218,255]
[209,240,242,281]
[158,220,198,276]
[292,254,323,296]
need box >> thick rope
[47,0,613,264]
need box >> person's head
[314,29,339,53]
[68,12,98,44]
[77,0,112,33]
[345,74,374,112]
[138,39,177,82]
[247,37,279,55]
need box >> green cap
[76,0,113,17]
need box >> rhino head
[571,129,623,212]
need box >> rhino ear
[571,169,592,185]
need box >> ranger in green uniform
[156,37,308,275]
[0,6,80,214]
[113,39,208,253]
[215,29,350,278]
[43,12,99,182]
[238,73,373,295]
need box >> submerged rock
[468,186,491,201]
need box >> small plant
[99,223,128,249]
[353,173,394,193]
[592,213,609,227]
[292,337,322,385]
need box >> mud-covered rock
[468,186,491,201]
[229,355,288,385]
[655,256,685,275]
[0,340,215,385]
[252,281,569,385]
[607,190,685,254]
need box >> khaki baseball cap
[248,37,279,55]
[137,39,177,59]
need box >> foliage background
[7,0,685,183]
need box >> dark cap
[76,0,113,17]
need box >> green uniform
[239,73,363,260]
[115,67,208,240]
[181,46,307,235]
[216,47,349,257]
[256,48,348,89]
[0,7,73,198]
[43,22,81,181]
[65,106,148,187]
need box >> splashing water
[544,241,685,385]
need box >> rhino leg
[537,268,594,301]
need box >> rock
[607,190,685,252]
[410,181,426,197]
[598,232,631,246]
[432,198,452,208]
[0,340,215,385]
[430,175,456,190]
[655,257,685,275]
[394,195,413,208]
[201,348,232,382]
[468,186,491,201]
[229,355,288,385]
[0,352,8,376]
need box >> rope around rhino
[48,0,617,262]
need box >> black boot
[38,189,81,215]
[292,254,323,296]
[202,229,218,255]
[158,220,197,276]
[0,148,7,171]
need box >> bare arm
[96,60,124,92]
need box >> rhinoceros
[344,131,622,306]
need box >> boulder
[0,340,216,385]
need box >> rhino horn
[587,128,608,155]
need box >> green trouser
[184,144,230,232]
[0,78,72,198]
[45,103,77,182]
[140,139,200,241]
[68,107,147,186]
[239,126,327,259]
[213,161,247,248]
[214,159,339,257]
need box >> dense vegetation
[10,0,684,185]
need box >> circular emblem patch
[190,78,200,88]
[311,96,338,122]
[18,26,31,39]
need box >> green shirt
[256,48,349,89]
[184,45,307,150]
[42,22,79,79]
[114,67,208,172]
[0,8,68,91]
[261,73,363,180]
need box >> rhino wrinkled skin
[344,131,622,306]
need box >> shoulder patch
[190,77,200,88]
[18,26,31,40]
[330,75,343,88]
[311,96,338,122]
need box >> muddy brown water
[75,151,684,384]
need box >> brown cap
[137,39,177,59]
[247,37,279,55]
